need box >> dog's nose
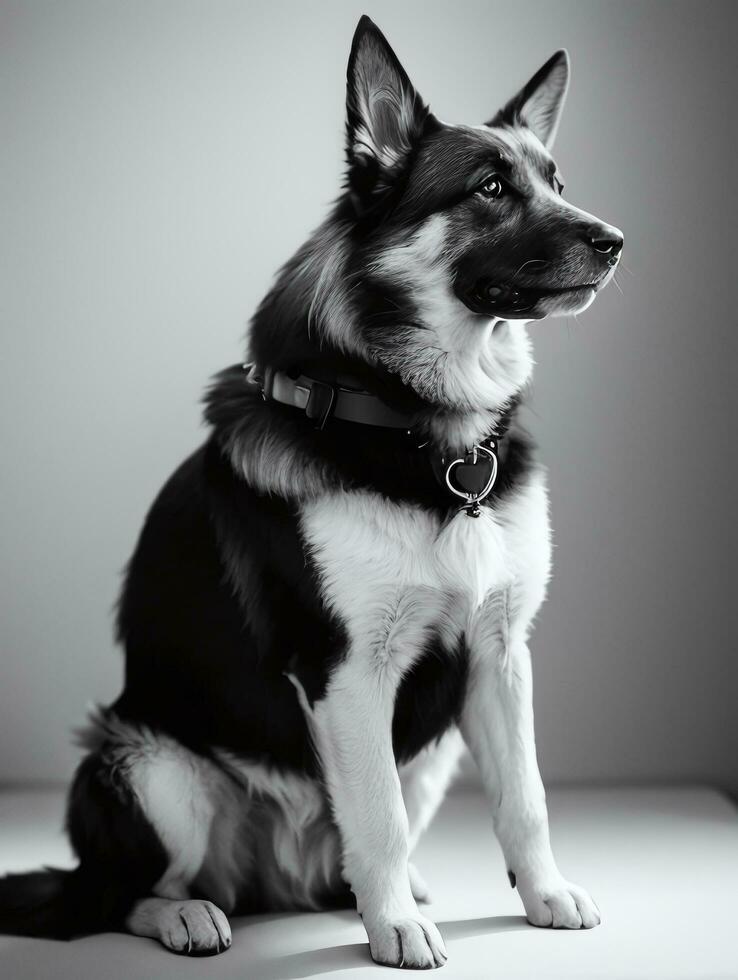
[586,224,623,257]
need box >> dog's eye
[478,174,505,199]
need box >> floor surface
[0,786,736,979]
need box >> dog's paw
[408,862,431,904]
[516,874,601,929]
[364,910,447,969]
[157,900,232,955]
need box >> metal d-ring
[444,443,498,504]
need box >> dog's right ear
[345,16,431,214]
[487,50,570,149]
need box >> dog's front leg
[306,657,447,969]
[461,607,601,930]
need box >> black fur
[0,869,81,939]
[114,440,338,773]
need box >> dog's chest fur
[299,473,551,759]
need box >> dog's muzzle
[458,277,597,319]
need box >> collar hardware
[304,379,337,430]
[443,443,499,518]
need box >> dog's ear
[488,50,570,148]
[345,16,431,212]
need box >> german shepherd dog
[0,16,622,970]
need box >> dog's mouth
[461,278,599,320]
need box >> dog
[0,15,622,969]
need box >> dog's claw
[366,911,447,969]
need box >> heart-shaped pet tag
[445,445,498,501]
[450,460,493,494]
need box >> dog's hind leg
[118,742,242,955]
[70,710,250,954]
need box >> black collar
[248,363,414,431]
[243,362,508,517]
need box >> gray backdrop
[1,0,736,796]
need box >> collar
[242,361,505,517]
[245,362,414,431]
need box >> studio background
[1,0,735,797]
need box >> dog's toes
[163,912,191,954]
[173,901,231,955]
[366,911,447,969]
[408,862,432,904]
[518,874,601,930]
[566,883,601,929]
[132,898,232,956]
[543,889,582,929]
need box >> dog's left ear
[345,16,432,212]
[488,50,570,148]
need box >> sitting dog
[0,15,622,969]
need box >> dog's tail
[0,866,99,939]
[0,857,139,939]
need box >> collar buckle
[305,380,336,430]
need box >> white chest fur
[299,471,552,675]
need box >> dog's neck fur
[246,207,533,452]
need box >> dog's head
[345,16,623,326]
[252,17,623,426]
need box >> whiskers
[610,257,634,298]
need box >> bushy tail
[0,866,99,939]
